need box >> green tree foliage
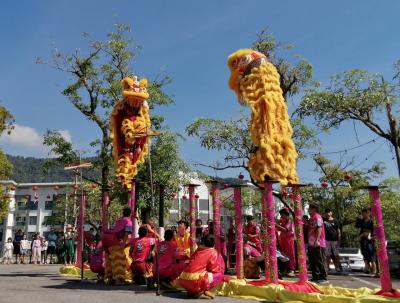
[0,105,14,220]
[186,30,318,193]
[296,65,400,175]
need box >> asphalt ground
[0,264,399,303]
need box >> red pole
[233,186,244,279]
[211,182,221,255]
[76,193,85,267]
[130,180,136,233]
[368,187,392,292]
[188,185,197,255]
[101,190,109,236]
[262,181,278,283]
[290,185,308,283]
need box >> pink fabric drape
[262,181,278,283]
[291,186,308,283]
[234,186,244,279]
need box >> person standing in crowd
[227,218,236,268]
[276,208,296,277]
[56,232,65,264]
[31,234,42,265]
[245,215,262,253]
[41,238,48,264]
[64,225,76,266]
[143,217,161,240]
[46,228,58,264]
[3,238,14,265]
[175,220,191,260]
[302,215,309,251]
[323,209,342,272]
[13,229,24,264]
[20,234,30,264]
[195,219,203,244]
[308,204,328,284]
[175,235,224,299]
[355,208,377,275]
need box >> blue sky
[0,0,399,184]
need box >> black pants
[308,246,327,280]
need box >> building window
[17,202,26,210]
[0,230,3,241]
[44,201,53,210]
[15,216,26,226]
[29,216,37,225]
[27,201,38,210]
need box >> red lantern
[321,181,329,188]
[170,192,177,198]
[288,192,294,199]
[91,184,97,189]
[10,186,16,191]
[224,183,229,189]
[238,173,244,180]
[282,191,289,198]
[73,184,79,190]
[32,186,38,191]
[53,185,59,191]
[25,195,30,199]
[34,194,38,200]
[182,195,187,200]
[195,194,200,199]
[344,174,352,181]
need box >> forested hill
[6,155,101,183]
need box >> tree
[296,65,400,175]
[39,24,187,225]
[186,29,318,195]
[0,105,14,220]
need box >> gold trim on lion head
[227,49,266,103]
[121,75,150,100]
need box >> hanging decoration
[110,75,152,190]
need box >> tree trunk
[393,143,400,177]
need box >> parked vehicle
[387,240,400,276]
[329,247,365,271]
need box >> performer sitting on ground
[203,220,227,269]
[243,234,262,279]
[155,229,186,288]
[244,215,262,253]
[175,220,191,260]
[130,226,156,286]
[175,234,224,299]
[102,207,133,285]
[276,208,296,277]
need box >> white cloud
[0,124,73,155]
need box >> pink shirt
[131,237,155,262]
[157,240,179,269]
[112,217,133,239]
[244,243,262,257]
[308,213,326,248]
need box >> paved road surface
[0,265,399,303]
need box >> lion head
[121,75,149,101]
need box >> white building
[0,180,74,253]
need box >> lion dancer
[102,207,133,285]
[175,235,224,299]
[110,75,151,190]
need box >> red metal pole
[262,181,278,283]
[211,182,221,255]
[188,185,196,255]
[76,193,85,267]
[233,186,244,279]
[290,185,308,283]
[130,180,136,233]
[101,190,109,236]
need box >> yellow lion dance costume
[227,49,298,185]
[110,76,151,189]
